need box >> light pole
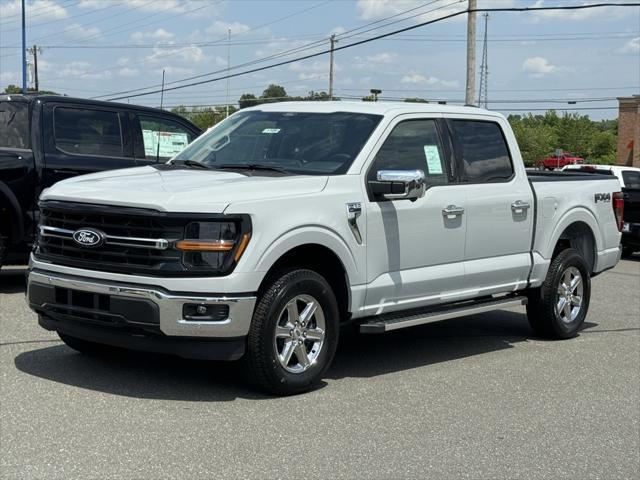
[21,0,27,93]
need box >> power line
[101,2,640,101]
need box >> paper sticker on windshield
[423,145,443,174]
[262,128,281,134]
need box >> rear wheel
[244,269,339,395]
[526,248,591,339]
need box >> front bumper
[27,269,257,359]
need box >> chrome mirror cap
[376,169,426,200]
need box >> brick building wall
[617,95,640,167]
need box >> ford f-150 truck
[26,102,623,395]
[539,151,584,170]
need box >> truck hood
[40,166,329,213]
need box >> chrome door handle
[511,200,531,212]
[442,205,465,217]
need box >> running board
[359,295,527,334]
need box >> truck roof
[244,100,505,119]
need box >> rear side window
[139,115,195,160]
[0,101,29,149]
[622,170,640,189]
[451,120,513,182]
[369,119,449,185]
[54,107,123,157]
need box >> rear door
[447,117,534,295]
[41,103,134,189]
[131,113,198,165]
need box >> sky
[0,0,639,120]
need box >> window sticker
[423,145,443,174]
[143,130,189,157]
[262,128,281,134]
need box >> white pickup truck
[27,102,624,394]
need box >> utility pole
[465,0,477,106]
[28,45,42,92]
[21,0,27,93]
[329,34,337,100]
[226,28,231,118]
[478,13,489,109]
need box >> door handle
[511,200,531,213]
[442,205,465,218]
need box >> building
[617,95,640,167]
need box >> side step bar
[359,295,527,334]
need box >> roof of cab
[0,94,200,128]
[244,100,505,119]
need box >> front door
[363,116,467,316]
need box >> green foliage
[507,111,618,167]
[2,84,60,95]
[404,97,429,103]
[171,105,238,130]
[238,85,333,109]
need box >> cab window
[139,116,195,160]
[368,119,449,185]
[54,107,123,157]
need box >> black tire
[244,269,340,395]
[621,246,635,258]
[526,248,591,339]
[58,333,117,356]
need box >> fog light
[182,303,230,321]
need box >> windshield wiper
[217,163,289,174]
[170,159,214,170]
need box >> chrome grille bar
[39,226,170,250]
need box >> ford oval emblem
[72,228,105,248]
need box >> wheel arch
[254,235,355,323]
[0,181,25,244]
[547,214,599,273]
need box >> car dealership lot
[1,260,638,480]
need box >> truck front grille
[36,202,188,275]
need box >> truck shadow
[13,310,598,402]
[0,267,27,294]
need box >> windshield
[172,110,382,175]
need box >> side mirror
[370,169,426,201]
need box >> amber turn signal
[175,239,235,251]
[234,233,251,261]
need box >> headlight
[175,220,251,272]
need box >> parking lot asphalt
[1,259,639,480]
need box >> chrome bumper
[27,270,256,338]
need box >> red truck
[539,151,584,170]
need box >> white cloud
[0,0,67,20]
[117,67,139,77]
[0,71,20,83]
[54,61,111,80]
[154,66,195,76]
[400,72,459,87]
[522,56,557,77]
[289,61,336,80]
[206,20,251,36]
[64,23,101,39]
[329,26,346,36]
[130,28,174,42]
[356,0,488,23]
[79,0,190,13]
[144,45,208,64]
[366,52,398,64]
[529,0,626,21]
[622,37,640,53]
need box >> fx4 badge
[594,193,611,203]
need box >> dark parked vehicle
[0,94,201,268]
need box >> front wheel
[244,269,340,395]
[526,248,591,339]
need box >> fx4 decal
[594,193,611,203]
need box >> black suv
[0,94,201,268]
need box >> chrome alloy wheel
[556,266,584,324]
[274,294,326,373]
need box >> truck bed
[527,171,616,182]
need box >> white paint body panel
[36,102,622,325]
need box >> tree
[238,93,259,109]
[261,84,287,102]
[3,84,60,95]
[404,97,429,103]
[3,85,22,94]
